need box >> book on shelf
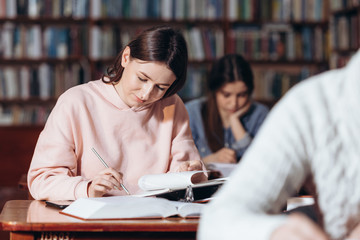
[332,14,359,51]
[252,67,313,101]
[0,0,89,18]
[39,63,51,99]
[89,0,223,20]
[330,0,360,10]
[0,63,88,101]
[229,23,327,62]
[182,27,224,62]
[178,65,207,100]
[189,28,205,61]
[5,0,16,18]
[61,195,204,220]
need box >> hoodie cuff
[74,180,91,199]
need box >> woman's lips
[134,95,145,103]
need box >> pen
[91,147,130,195]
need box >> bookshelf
[328,0,360,69]
[0,0,330,127]
[0,0,91,126]
[226,0,329,104]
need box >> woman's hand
[230,100,252,120]
[179,160,204,171]
[271,213,329,240]
[228,100,252,141]
[87,168,123,198]
[203,148,236,164]
[178,160,208,182]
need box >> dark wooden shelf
[249,60,329,66]
[230,20,329,27]
[331,48,360,55]
[331,6,360,16]
[0,16,88,24]
[0,57,87,65]
[90,18,225,26]
[0,97,57,105]
[91,58,216,65]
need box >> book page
[61,196,181,220]
[138,170,207,191]
[206,163,237,177]
[169,201,204,218]
[134,177,227,199]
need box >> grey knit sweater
[198,49,360,240]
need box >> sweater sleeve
[198,86,312,239]
[27,92,89,200]
[168,96,206,172]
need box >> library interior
[0,0,359,239]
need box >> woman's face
[116,47,176,108]
[215,81,250,118]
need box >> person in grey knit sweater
[198,49,360,240]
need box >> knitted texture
[198,50,360,240]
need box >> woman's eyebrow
[139,71,172,86]
[220,89,230,94]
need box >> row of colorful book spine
[0,104,52,125]
[90,26,225,61]
[228,0,328,22]
[228,24,328,62]
[0,0,89,18]
[1,0,332,22]
[0,62,90,100]
[0,23,88,59]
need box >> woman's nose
[140,83,154,100]
[228,95,237,108]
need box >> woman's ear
[121,46,131,68]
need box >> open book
[61,196,204,220]
[136,170,226,201]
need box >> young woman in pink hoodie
[28,25,206,200]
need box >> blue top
[185,97,269,161]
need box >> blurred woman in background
[186,54,269,164]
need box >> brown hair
[102,25,188,98]
[203,54,254,152]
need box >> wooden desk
[0,200,198,240]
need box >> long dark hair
[203,54,254,152]
[102,25,188,98]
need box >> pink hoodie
[28,80,203,200]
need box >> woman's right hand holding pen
[87,168,123,198]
